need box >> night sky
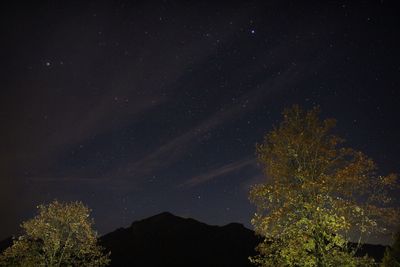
[1,1,399,244]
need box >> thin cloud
[107,60,305,181]
[180,158,256,188]
[106,83,273,179]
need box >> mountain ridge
[100,212,259,266]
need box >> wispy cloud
[105,82,273,180]
[180,158,256,188]
[105,59,305,181]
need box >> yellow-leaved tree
[0,200,110,267]
[249,105,399,267]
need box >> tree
[249,105,399,267]
[381,229,400,267]
[0,200,110,267]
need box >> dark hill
[99,212,259,266]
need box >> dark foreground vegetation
[0,212,387,267]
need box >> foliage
[381,229,400,267]
[249,105,399,267]
[0,200,110,267]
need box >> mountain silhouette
[99,212,259,266]
[0,212,387,266]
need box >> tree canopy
[249,105,399,267]
[0,200,110,267]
